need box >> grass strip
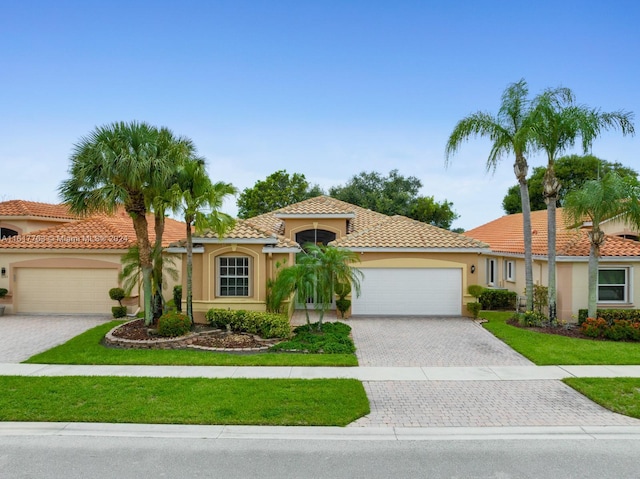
[481,311,640,365]
[564,378,640,419]
[0,376,369,426]
[25,321,358,366]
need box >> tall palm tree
[446,80,536,310]
[171,158,236,323]
[147,129,198,319]
[563,173,640,318]
[270,255,319,327]
[530,89,635,322]
[59,121,175,326]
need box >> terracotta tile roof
[175,220,298,249]
[248,196,390,235]
[0,200,76,220]
[464,208,640,257]
[0,210,186,250]
[332,215,489,250]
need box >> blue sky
[2,0,639,230]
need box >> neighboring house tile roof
[0,200,76,220]
[0,210,186,250]
[332,215,488,250]
[464,208,640,257]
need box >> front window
[598,268,629,303]
[505,260,515,282]
[218,256,250,297]
[486,258,496,286]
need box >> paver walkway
[346,316,640,428]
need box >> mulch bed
[110,319,278,349]
[505,318,600,340]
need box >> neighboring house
[464,208,640,321]
[0,200,185,315]
[168,196,490,322]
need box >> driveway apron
[0,314,111,363]
[347,316,640,428]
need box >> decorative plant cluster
[0,288,8,298]
[581,317,640,341]
[205,309,291,339]
[270,321,355,354]
[157,311,192,337]
[517,310,548,327]
[334,282,351,319]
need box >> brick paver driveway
[348,316,640,428]
[0,314,111,363]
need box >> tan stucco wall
[0,218,71,236]
[600,217,640,237]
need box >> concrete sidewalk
[3,363,640,380]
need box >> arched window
[295,229,336,248]
[1,227,18,239]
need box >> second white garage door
[351,268,462,316]
[16,268,119,314]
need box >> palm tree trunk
[153,213,165,320]
[186,221,194,324]
[588,241,599,319]
[515,156,534,311]
[130,212,154,326]
[544,166,561,324]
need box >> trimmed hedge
[479,289,517,310]
[111,306,127,319]
[205,309,291,339]
[578,309,640,325]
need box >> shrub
[157,311,191,337]
[205,309,291,339]
[336,298,351,319]
[466,302,481,319]
[270,321,354,354]
[108,288,125,306]
[173,285,182,313]
[467,285,484,300]
[581,317,608,338]
[479,289,517,310]
[0,288,7,298]
[111,306,127,319]
[578,309,640,326]
[532,284,548,315]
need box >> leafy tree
[237,170,323,218]
[445,80,537,311]
[564,173,640,318]
[530,87,635,322]
[410,196,459,229]
[59,121,177,326]
[329,169,458,228]
[118,244,179,302]
[329,169,420,216]
[170,158,236,323]
[502,155,638,214]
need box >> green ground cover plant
[480,311,640,365]
[563,378,640,419]
[0,376,369,426]
[270,321,356,354]
[25,321,358,366]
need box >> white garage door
[351,268,462,316]
[16,268,119,314]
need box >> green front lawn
[0,376,369,426]
[481,311,640,365]
[25,321,358,366]
[564,378,640,420]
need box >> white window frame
[217,256,251,297]
[486,258,497,286]
[597,267,631,304]
[505,260,515,282]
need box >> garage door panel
[17,268,118,314]
[352,268,461,316]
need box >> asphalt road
[2,436,640,479]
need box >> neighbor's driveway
[0,314,111,363]
[347,316,640,428]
